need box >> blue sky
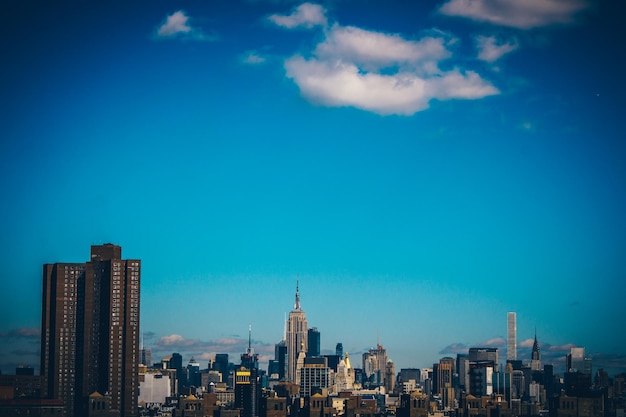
[1,0,625,376]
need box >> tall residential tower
[40,244,140,417]
[507,312,517,361]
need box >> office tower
[456,354,469,393]
[362,344,388,387]
[507,312,516,361]
[437,357,455,408]
[169,352,187,391]
[468,347,498,366]
[274,341,287,380]
[308,328,321,357]
[324,354,340,372]
[469,362,494,397]
[385,360,395,394]
[187,358,201,388]
[138,365,173,404]
[399,368,421,385]
[286,282,308,382]
[336,343,344,359]
[140,333,152,367]
[531,332,541,371]
[566,347,592,374]
[299,357,330,397]
[235,367,259,417]
[40,244,140,417]
[213,354,230,383]
[140,347,152,367]
[511,370,525,398]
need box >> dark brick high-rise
[41,244,140,417]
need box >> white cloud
[439,343,470,355]
[518,338,536,348]
[475,35,518,62]
[158,334,194,346]
[155,11,217,41]
[548,343,578,352]
[479,337,506,347]
[242,51,268,64]
[268,3,327,29]
[315,25,451,72]
[157,11,192,37]
[284,25,498,116]
[438,0,590,29]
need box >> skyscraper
[362,344,389,387]
[40,244,140,417]
[336,343,344,359]
[531,331,541,371]
[274,340,287,380]
[286,282,308,382]
[507,312,516,361]
[308,327,320,357]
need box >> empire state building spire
[294,280,301,311]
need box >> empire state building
[286,282,308,382]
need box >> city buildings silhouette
[1,249,625,417]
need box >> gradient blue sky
[1,0,625,376]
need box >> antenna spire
[294,278,301,311]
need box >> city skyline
[1,0,625,378]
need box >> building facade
[40,244,140,417]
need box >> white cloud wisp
[475,35,518,62]
[155,10,216,41]
[268,3,328,29]
[438,0,590,29]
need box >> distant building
[40,244,140,417]
[437,357,455,408]
[234,367,259,417]
[138,365,174,405]
[531,332,542,371]
[15,366,34,376]
[286,282,308,383]
[333,353,355,393]
[469,362,494,397]
[140,347,152,367]
[566,347,592,374]
[169,353,186,392]
[362,344,389,388]
[456,354,469,393]
[308,328,321,357]
[213,354,230,385]
[0,374,42,399]
[259,394,287,417]
[176,393,203,417]
[507,312,517,361]
[385,360,395,394]
[187,358,201,388]
[397,390,429,417]
[468,347,498,366]
[241,325,259,371]
[300,357,330,397]
[399,368,421,385]
[336,343,344,359]
[274,341,287,380]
